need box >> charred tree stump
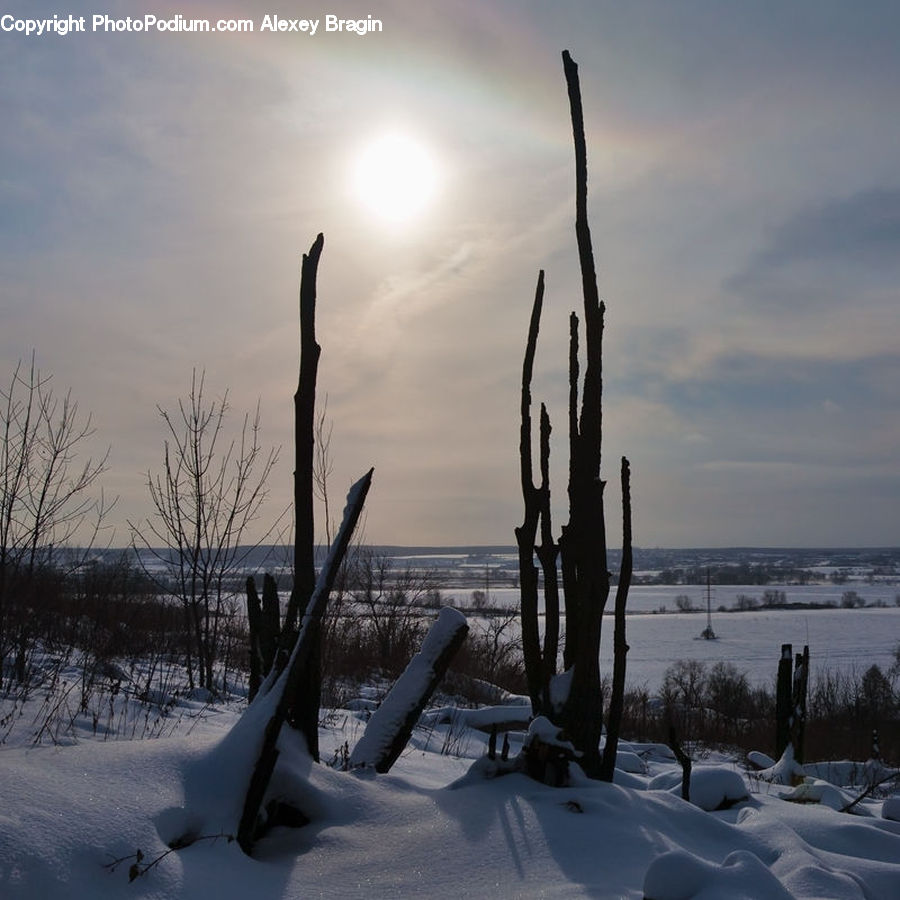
[775,643,793,758]
[599,457,633,782]
[516,271,547,715]
[513,51,633,779]
[246,573,285,702]
[277,233,325,761]
[791,645,810,765]
[557,48,610,779]
[669,725,692,802]
[349,607,468,774]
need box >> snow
[3,681,900,900]
[649,766,749,811]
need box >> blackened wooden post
[280,233,325,760]
[775,643,793,758]
[599,457,633,782]
[516,271,546,714]
[791,645,809,764]
[669,725,692,802]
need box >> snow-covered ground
[464,593,900,690]
[2,671,900,898]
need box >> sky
[2,0,899,548]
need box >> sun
[352,133,439,225]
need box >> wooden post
[280,233,325,760]
[791,645,809,765]
[669,725,692,802]
[775,643,793,758]
[515,271,546,715]
[599,457,633,782]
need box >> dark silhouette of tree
[517,51,633,779]
[1,355,111,687]
[131,369,282,692]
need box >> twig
[103,832,234,882]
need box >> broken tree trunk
[245,573,284,702]
[515,270,547,714]
[791,645,810,765]
[237,468,373,855]
[559,48,610,778]
[775,643,793,759]
[598,457,633,782]
[280,232,325,760]
[349,607,468,773]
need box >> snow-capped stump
[882,796,900,821]
[755,744,806,786]
[747,750,776,771]
[615,750,648,775]
[650,767,749,811]
[643,849,793,900]
[522,716,579,786]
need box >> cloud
[728,188,900,311]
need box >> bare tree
[131,369,284,692]
[0,355,111,686]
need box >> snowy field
[597,607,900,691]
[465,585,900,690]
[2,673,900,899]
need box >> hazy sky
[3,0,899,547]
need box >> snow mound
[779,778,860,812]
[643,849,794,900]
[650,766,749,811]
[882,796,900,821]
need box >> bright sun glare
[353,133,439,225]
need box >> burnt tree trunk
[598,457,633,782]
[516,271,547,714]
[791,645,810,764]
[775,643,793,758]
[558,48,610,778]
[514,51,632,779]
[279,233,325,760]
[536,404,560,709]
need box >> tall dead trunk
[280,233,325,760]
[558,49,610,778]
[516,271,546,714]
[598,457,633,782]
[515,51,632,780]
